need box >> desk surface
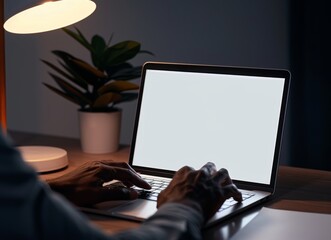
[9,131,331,239]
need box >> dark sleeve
[0,132,108,240]
[112,203,204,240]
[0,132,203,240]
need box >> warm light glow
[4,0,96,34]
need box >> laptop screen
[130,63,289,185]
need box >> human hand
[47,160,151,207]
[157,162,242,221]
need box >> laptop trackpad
[109,199,157,222]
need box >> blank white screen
[133,69,285,184]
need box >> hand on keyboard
[47,160,151,207]
[157,162,242,222]
[132,176,171,201]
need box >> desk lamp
[1,0,96,172]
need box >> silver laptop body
[82,62,290,227]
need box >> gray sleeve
[0,133,107,239]
[0,133,204,240]
[112,203,204,240]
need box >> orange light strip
[0,0,7,131]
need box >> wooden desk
[9,131,331,239]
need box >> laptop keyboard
[133,175,255,212]
[133,176,171,201]
[219,192,254,212]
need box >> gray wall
[5,0,289,145]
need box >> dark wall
[5,1,290,147]
[6,0,331,171]
[288,0,331,170]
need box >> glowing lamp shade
[4,0,96,34]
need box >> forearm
[45,177,72,199]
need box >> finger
[94,162,151,189]
[94,160,137,175]
[96,164,118,181]
[98,161,150,186]
[219,184,243,202]
[104,167,151,189]
[213,168,242,201]
[189,163,218,182]
[177,165,195,174]
[175,165,195,177]
[98,186,139,201]
[121,180,134,188]
[200,162,217,176]
[99,161,137,173]
[104,161,136,172]
[213,168,232,185]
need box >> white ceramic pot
[79,110,121,154]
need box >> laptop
[82,62,291,227]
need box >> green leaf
[139,50,154,56]
[107,33,114,46]
[98,81,139,94]
[105,41,141,66]
[62,27,92,51]
[107,65,142,80]
[52,49,74,59]
[91,35,108,69]
[43,83,86,108]
[49,73,92,105]
[92,92,122,109]
[71,59,106,79]
[114,92,139,104]
[52,50,106,85]
[105,63,139,78]
[57,61,90,89]
[42,59,88,90]
[91,35,107,55]
[44,27,151,111]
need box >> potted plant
[42,27,152,153]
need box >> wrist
[155,202,205,238]
[45,178,67,194]
[170,199,204,218]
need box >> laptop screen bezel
[129,62,290,192]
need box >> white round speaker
[18,146,68,173]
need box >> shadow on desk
[270,166,331,214]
